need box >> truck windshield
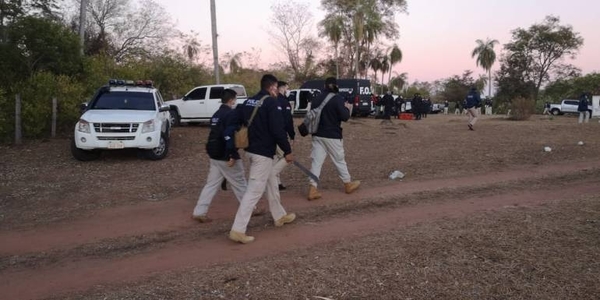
[91,92,156,111]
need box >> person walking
[465,87,481,131]
[274,81,295,191]
[542,101,551,115]
[578,93,590,124]
[381,90,394,121]
[192,89,246,223]
[454,101,461,115]
[307,77,360,201]
[412,93,423,120]
[228,74,296,244]
[443,100,449,115]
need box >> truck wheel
[144,132,169,160]
[551,109,560,116]
[169,110,180,127]
[71,139,101,161]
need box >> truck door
[180,87,207,119]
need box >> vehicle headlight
[141,120,155,133]
[77,119,91,133]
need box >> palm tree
[182,32,200,63]
[318,14,344,79]
[379,56,389,93]
[472,38,499,97]
[387,44,403,85]
[228,52,243,74]
[370,57,381,85]
[389,72,408,93]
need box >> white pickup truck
[287,88,321,115]
[166,84,247,125]
[549,99,592,116]
[72,79,171,161]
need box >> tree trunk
[488,69,492,98]
[335,44,339,79]
[354,38,359,79]
[79,0,88,55]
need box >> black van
[300,79,373,117]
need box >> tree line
[0,0,598,142]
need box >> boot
[308,185,322,201]
[229,230,255,244]
[344,180,361,194]
[274,213,296,227]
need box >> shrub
[508,97,535,121]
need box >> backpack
[298,93,335,137]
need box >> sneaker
[278,184,287,191]
[229,230,255,244]
[192,215,212,223]
[468,124,474,131]
[274,213,296,227]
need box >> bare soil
[0,114,599,299]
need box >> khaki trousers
[231,152,287,233]
[309,136,352,187]
[193,159,246,217]
[467,107,478,126]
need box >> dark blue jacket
[465,89,481,109]
[312,88,350,139]
[206,104,240,161]
[278,93,295,140]
[578,96,589,112]
[228,90,291,158]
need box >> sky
[155,0,599,84]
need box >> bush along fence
[10,94,71,145]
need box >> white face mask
[285,90,290,97]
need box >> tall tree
[471,38,498,98]
[268,0,318,82]
[318,14,343,79]
[320,0,407,78]
[387,44,402,85]
[496,15,584,103]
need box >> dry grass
[57,195,600,300]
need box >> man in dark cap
[307,77,360,200]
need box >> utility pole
[79,0,88,55]
[210,0,220,84]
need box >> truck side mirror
[79,102,88,114]
[158,104,170,112]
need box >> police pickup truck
[549,99,592,116]
[166,84,247,125]
[299,79,373,117]
[72,79,171,161]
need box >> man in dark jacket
[578,93,590,124]
[412,93,423,120]
[307,77,360,200]
[274,81,295,191]
[228,74,296,244]
[465,87,481,130]
[381,91,394,121]
[394,95,404,118]
[192,89,246,223]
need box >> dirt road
[1,159,599,299]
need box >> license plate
[108,141,124,149]
[362,103,368,106]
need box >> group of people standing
[371,92,433,120]
[192,75,360,244]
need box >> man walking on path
[307,77,360,201]
[228,74,296,244]
[465,87,481,131]
[274,81,295,191]
[578,93,590,124]
[192,89,246,223]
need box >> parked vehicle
[72,79,171,161]
[549,99,592,116]
[299,79,373,117]
[166,84,247,125]
[287,88,321,115]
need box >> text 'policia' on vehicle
[297,79,373,117]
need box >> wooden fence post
[51,97,57,138]
[15,94,22,145]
